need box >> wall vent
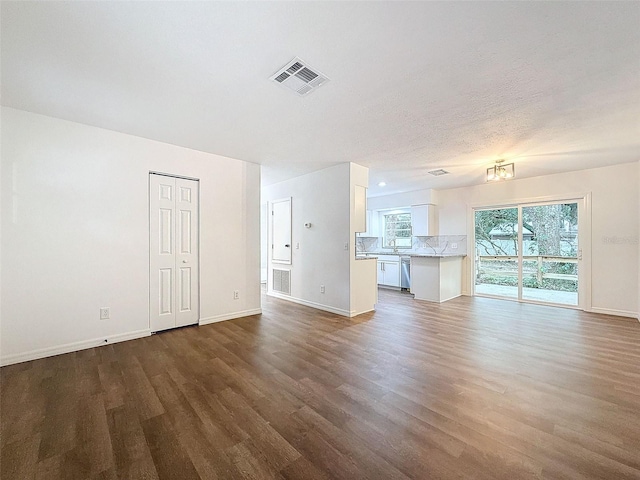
[272,269,291,295]
[270,57,329,97]
[428,169,450,176]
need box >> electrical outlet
[320,285,325,294]
[100,307,110,320]
[296,242,300,249]
[233,290,239,300]
[451,243,458,250]
[344,242,349,250]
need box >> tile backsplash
[356,237,379,252]
[356,235,467,255]
[412,235,467,255]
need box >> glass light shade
[486,162,515,182]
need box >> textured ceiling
[2,2,639,197]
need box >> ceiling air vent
[428,169,450,176]
[270,57,329,97]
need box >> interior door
[150,174,199,332]
[271,198,292,264]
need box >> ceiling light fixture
[486,159,515,182]
[378,182,386,187]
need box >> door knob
[183,260,188,263]
[285,244,291,248]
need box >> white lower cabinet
[377,258,400,287]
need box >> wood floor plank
[293,405,411,480]
[0,365,45,448]
[279,455,332,480]
[97,361,127,411]
[2,288,640,479]
[106,405,159,480]
[119,356,165,421]
[75,393,115,477]
[226,439,286,480]
[216,388,302,471]
[141,413,200,480]
[37,366,79,460]
[1,434,40,479]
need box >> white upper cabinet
[354,185,367,233]
[358,210,375,237]
[411,204,438,236]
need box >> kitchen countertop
[356,252,466,258]
[409,253,467,258]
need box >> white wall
[263,162,377,317]
[437,162,639,318]
[1,107,261,365]
[263,163,352,315]
[368,188,438,211]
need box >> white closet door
[150,174,199,332]
[174,178,199,327]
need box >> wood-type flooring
[2,289,640,479]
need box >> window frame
[383,212,412,249]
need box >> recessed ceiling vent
[270,57,329,96]
[428,169,450,176]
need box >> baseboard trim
[267,291,351,317]
[199,308,262,326]
[441,293,463,303]
[0,329,151,367]
[349,308,376,317]
[587,307,638,320]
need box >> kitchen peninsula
[355,234,467,303]
[410,254,465,303]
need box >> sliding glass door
[521,204,578,305]
[474,207,519,299]
[474,201,579,307]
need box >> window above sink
[383,212,412,249]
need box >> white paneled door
[150,174,199,332]
[271,198,292,264]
